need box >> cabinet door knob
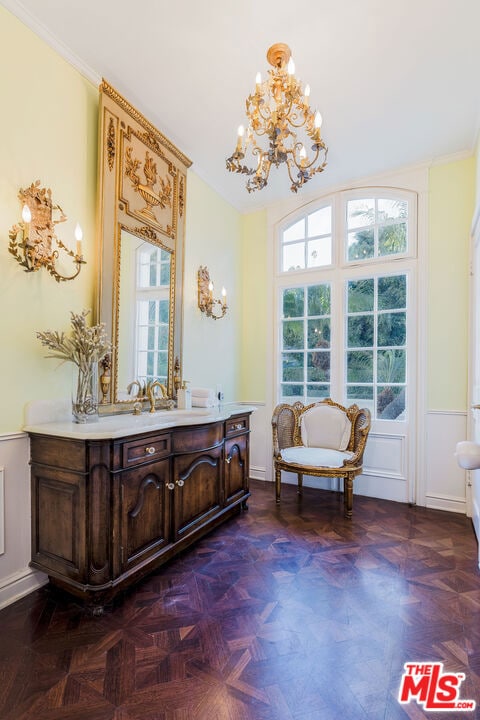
[145,446,156,455]
[225,457,231,464]
[167,482,175,490]
[176,479,185,487]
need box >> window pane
[283,320,304,350]
[307,351,330,381]
[148,301,156,322]
[160,260,171,286]
[280,384,303,402]
[346,385,374,401]
[148,326,155,350]
[378,312,406,346]
[307,237,331,267]
[147,352,155,376]
[347,351,373,383]
[347,199,375,229]
[307,318,330,349]
[347,315,374,347]
[377,386,405,420]
[283,242,305,271]
[282,352,304,381]
[348,229,374,261]
[378,198,407,221]
[159,299,170,324]
[307,384,330,401]
[157,353,168,377]
[379,223,407,256]
[378,275,406,310]
[283,288,304,318]
[308,206,331,237]
[308,284,330,316]
[283,218,305,243]
[158,326,169,350]
[348,279,374,313]
[377,349,406,383]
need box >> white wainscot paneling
[425,411,467,514]
[0,433,47,609]
[355,432,408,503]
[241,402,267,482]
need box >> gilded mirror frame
[97,80,191,409]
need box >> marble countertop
[23,403,256,440]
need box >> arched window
[277,188,416,422]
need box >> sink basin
[455,441,480,470]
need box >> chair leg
[275,466,282,503]
[344,474,353,519]
[297,473,303,496]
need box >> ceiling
[3,0,480,213]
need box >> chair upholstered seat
[272,398,371,518]
[281,446,354,468]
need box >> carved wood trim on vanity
[29,413,251,610]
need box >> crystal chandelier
[226,43,328,193]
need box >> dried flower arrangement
[36,309,111,369]
[37,310,112,422]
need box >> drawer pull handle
[232,423,243,430]
[176,479,185,487]
[145,446,156,455]
[167,482,175,491]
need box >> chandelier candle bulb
[221,286,227,307]
[236,125,244,152]
[255,72,262,92]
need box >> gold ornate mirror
[97,81,191,407]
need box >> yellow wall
[183,171,242,400]
[427,157,475,411]
[239,210,268,402]
[0,6,98,433]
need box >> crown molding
[1,0,101,85]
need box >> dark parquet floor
[1,480,480,720]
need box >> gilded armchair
[272,398,371,518]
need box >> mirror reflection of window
[135,243,170,387]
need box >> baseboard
[250,465,266,481]
[425,493,467,515]
[0,567,48,610]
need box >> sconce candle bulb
[22,204,32,224]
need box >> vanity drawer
[225,415,249,437]
[122,433,171,468]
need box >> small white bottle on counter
[177,381,192,410]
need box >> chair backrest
[299,404,351,450]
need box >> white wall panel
[0,433,47,609]
[425,411,467,513]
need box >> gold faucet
[148,380,168,413]
[127,380,142,397]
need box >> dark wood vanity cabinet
[29,413,251,608]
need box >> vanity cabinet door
[119,458,171,574]
[172,445,223,541]
[224,433,249,505]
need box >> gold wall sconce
[8,180,86,282]
[197,266,228,320]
